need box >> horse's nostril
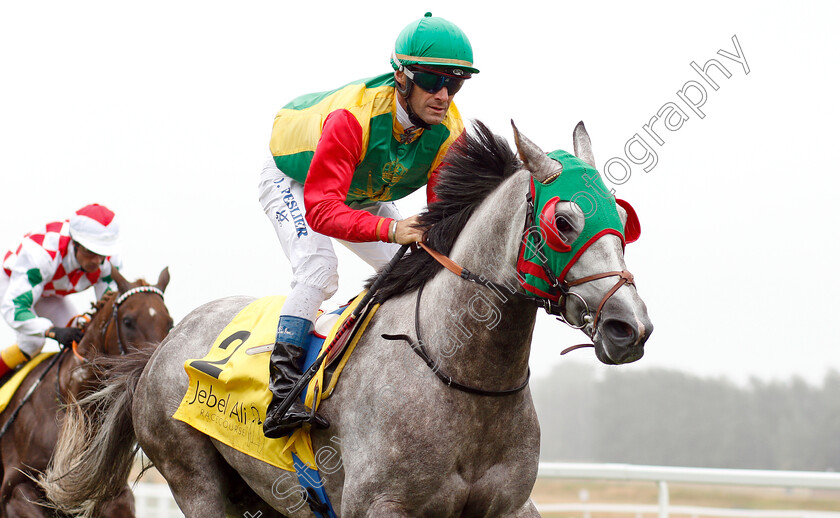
[603,320,635,344]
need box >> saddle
[172,292,379,471]
[313,311,349,368]
[0,353,55,413]
[309,294,377,390]
[244,293,374,397]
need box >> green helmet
[391,12,479,75]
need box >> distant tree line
[531,363,840,471]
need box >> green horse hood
[517,149,640,301]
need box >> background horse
[0,268,172,517]
[43,122,652,517]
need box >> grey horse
[42,121,652,517]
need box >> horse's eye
[555,216,573,234]
[122,317,135,328]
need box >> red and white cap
[68,204,120,256]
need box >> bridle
[417,241,635,344]
[60,286,164,405]
[72,286,164,362]
[380,238,635,397]
[0,285,167,438]
[516,190,636,336]
[98,286,165,358]
[383,185,637,395]
[410,242,635,368]
[411,183,637,352]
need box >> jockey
[0,204,121,377]
[258,13,478,438]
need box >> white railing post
[658,480,669,518]
[580,488,591,518]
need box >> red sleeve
[303,109,393,243]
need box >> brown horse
[0,267,172,517]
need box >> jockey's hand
[47,326,84,348]
[394,215,425,245]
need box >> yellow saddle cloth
[0,353,55,414]
[172,293,378,471]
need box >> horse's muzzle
[596,317,652,365]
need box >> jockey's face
[395,70,455,126]
[74,242,105,273]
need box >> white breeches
[258,159,401,319]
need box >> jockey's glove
[47,326,84,348]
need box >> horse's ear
[156,267,170,293]
[573,121,596,168]
[511,120,562,184]
[111,267,132,293]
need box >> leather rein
[382,192,635,396]
[0,287,165,439]
[383,281,531,397]
[409,202,636,368]
[418,242,635,347]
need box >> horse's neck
[420,172,536,388]
[57,352,86,400]
[59,302,114,398]
[78,302,114,358]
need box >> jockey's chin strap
[416,242,636,356]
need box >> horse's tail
[40,347,155,517]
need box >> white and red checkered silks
[0,204,121,357]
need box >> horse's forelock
[91,290,117,315]
[369,120,521,303]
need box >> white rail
[539,463,840,489]
[133,483,182,518]
[536,463,840,518]
[132,463,840,518]
[537,503,840,518]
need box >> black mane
[366,120,521,303]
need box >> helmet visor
[404,67,466,95]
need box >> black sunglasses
[404,68,465,95]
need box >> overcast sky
[1,1,837,385]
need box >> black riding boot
[263,316,329,439]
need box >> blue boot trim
[275,315,313,351]
[276,315,319,403]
